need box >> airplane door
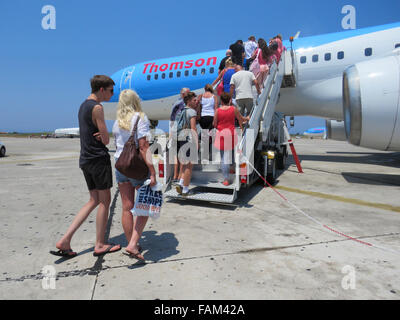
[120,66,135,91]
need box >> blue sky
[0,0,399,134]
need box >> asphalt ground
[0,136,399,300]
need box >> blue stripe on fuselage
[110,50,225,102]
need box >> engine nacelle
[343,55,400,151]
[325,120,346,141]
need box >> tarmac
[0,136,399,300]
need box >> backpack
[175,107,189,134]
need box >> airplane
[54,127,80,138]
[303,127,326,138]
[102,21,400,152]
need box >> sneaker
[181,189,195,197]
[222,180,231,186]
[176,185,183,195]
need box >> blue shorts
[115,168,147,187]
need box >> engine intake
[343,55,400,151]
[325,120,346,141]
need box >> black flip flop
[122,251,145,262]
[93,243,121,257]
[50,249,77,258]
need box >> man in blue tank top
[50,75,121,258]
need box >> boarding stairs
[162,49,297,204]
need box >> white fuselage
[104,23,400,125]
[277,26,400,120]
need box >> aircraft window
[184,70,189,76]
[147,75,151,81]
[169,72,173,78]
[395,43,400,49]
[337,51,344,60]
[161,73,166,79]
[210,67,215,74]
[201,68,206,75]
[177,71,181,77]
[365,48,372,56]
[300,56,307,64]
[324,53,331,61]
[312,55,319,63]
[192,69,197,76]
[154,74,158,80]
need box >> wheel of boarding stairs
[266,157,277,185]
[276,146,288,170]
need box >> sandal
[50,249,77,258]
[93,243,121,257]
[124,247,145,262]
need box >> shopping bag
[131,180,163,219]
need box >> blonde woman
[112,89,156,261]
[212,58,236,95]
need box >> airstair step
[164,186,236,204]
[189,177,236,190]
[193,163,221,172]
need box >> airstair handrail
[237,54,284,154]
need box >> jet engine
[343,55,400,151]
[325,120,346,141]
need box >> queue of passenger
[167,34,285,193]
[50,34,285,262]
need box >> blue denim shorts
[115,168,147,187]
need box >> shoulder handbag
[115,116,149,180]
[249,49,261,76]
[217,69,226,96]
[196,94,202,121]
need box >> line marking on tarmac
[90,188,120,300]
[274,185,400,213]
[244,155,400,254]
[3,233,399,284]
[0,156,78,164]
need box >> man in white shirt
[230,65,261,116]
[244,36,258,70]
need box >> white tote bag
[131,180,163,219]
